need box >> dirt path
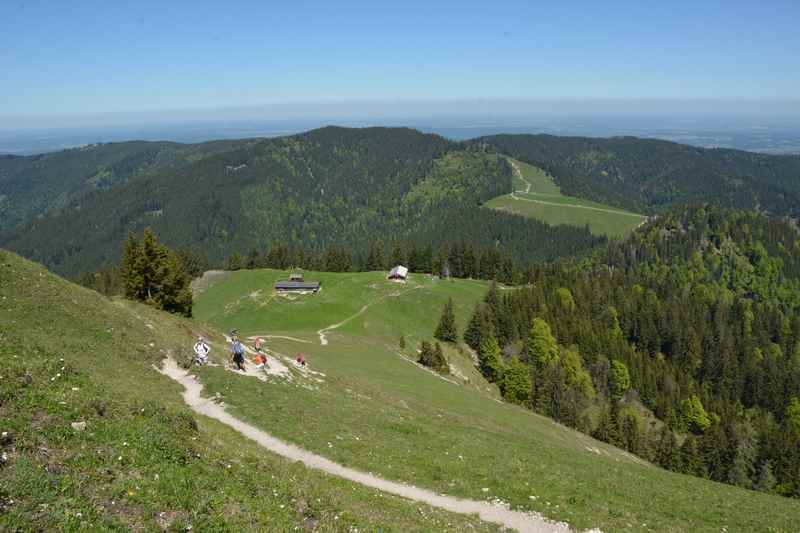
[157,358,579,533]
[317,302,371,345]
[222,335,292,380]
[256,334,312,344]
[509,192,645,218]
[509,159,532,193]
[317,285,422,346]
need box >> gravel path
[157,358,579,533]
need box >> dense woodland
[461,205,800,497]
[476,134,800,217]
[2,127,601,277]
[0,139,244,230]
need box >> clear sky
[1,0,799,127]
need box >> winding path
[317,285,422,346]
[507,157,643,219]
[508,192,645,217]
[157,358,576,533]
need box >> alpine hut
[275,271,320,293]
[388,265,409,282]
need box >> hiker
[193,336,210,365]
[231,337,246,371]
[254,336,264,353]
[254,352,268,369]
[296,353,306,366]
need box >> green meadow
[0,252,497,532]
[193,267,800,532]
[485,158,647,237]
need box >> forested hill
[0,126,601,276]
[0,139,247,230]
[469,204,800,497]
[475,134,800,216]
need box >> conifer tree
[679,435,704,476]
[120,228,193,316]
[365,241,385,271]
[121,232,142,300]
[245,247,261,269]
[418,340,434,366]
[418,340,448,373]
[433,342,449,373]
[755,461,777,493]
[655,425,681,471]
[434,298,458,342]
[464,304,493,352]
[227,252,243,271]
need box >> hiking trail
[317,285,422,346]
[157,357,586,533]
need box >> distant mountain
[0,139,245,230]
[475,134,800,217]
[0,127,601,276]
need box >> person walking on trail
[231,337,246,371]
[254,337,264,353]
[193,336,210,365]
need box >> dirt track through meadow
[157,358,582,533]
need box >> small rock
[71,421,87,432]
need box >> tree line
[436,205,800,497]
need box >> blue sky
[1,0,799,126]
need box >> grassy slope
[194,268,800,533]
[0,250,497,532]
[485,158,646,237]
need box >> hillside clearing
[485,158,646,237]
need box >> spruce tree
[434,298,458,342]
[418,341,434,367]
[245,248,261,269]
[227,252,243,271]
[679,435,704,476]
[464,304,493,352]
[655,426,681,471]
[755,460,777,493]
[121,232,142,300]
[433,342,449,373]
[118,228,193,317]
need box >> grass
[0,250,498,532]
[192,267,800,532]
[485,158,646,237]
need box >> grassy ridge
[485,158,646,237]
[0,251,498,532]
[194,268,800,532]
